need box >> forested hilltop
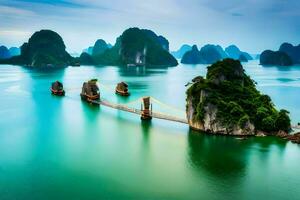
[186,59,291,135]
[0,30,73,67]
[81,28,177,67]
[0,28,177,67]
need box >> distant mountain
[259,42,300,66]
[92,39,109,56]
[199,44,223,64]
[279,43,300,64]
[252,54,260,60]
[142,30,169,51]
[181,44,253,65]
[181,44,224,64]
[83,46,93,55]
[83,40,112,56]
[0,30,73,67]
[0,46,11,59]
[9,47,20,57]
[171,44,192,59]
[260,50,292,66]
[181,45,202,64]
[215,45,228,59]
[93,28,177,67]
[239,54,248,62]
[225,45,252,60]
[79,52,94,65]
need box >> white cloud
[0,0,299,53]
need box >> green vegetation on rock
[0,30,72,67]
[93,28,177,67]
[186,59,291,134]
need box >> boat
[80,79,100,103]
[115,82,130,96]
[50,81,65,96]
[71,62,80,67]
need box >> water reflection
[187,130,288,179]
[260,64,295,72]
[187,130,251,180]
[141,120,152,144]
[117,65,169,77]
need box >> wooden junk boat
[115,82,130,96]
[80,79,100,103]
[51,81,65,96]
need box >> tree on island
[93,28,178,67]
[186,59,291,135]
[0,30,73,67]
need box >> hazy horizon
[0,0,299,54]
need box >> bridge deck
[91,99,188,124]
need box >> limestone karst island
[0,0,300,200]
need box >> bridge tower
[141,96,152,120]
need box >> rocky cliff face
[187,93,255,135]
[186,59,290,136]
[93,27,177,66]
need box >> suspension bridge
[65,82,189,124]
[91,98,189,124]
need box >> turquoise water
[0,61,300,199]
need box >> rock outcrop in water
[93,28,177,66]
[260,50,293,66]
[181,45,202,64]
[181,44,224,64]
[199,45,224,64]
[181,44,252,64]
[260,42,300,66]
[225,45,252,60]
[279,43,300,64]
[0,30,73,67]
[186,59,291,135]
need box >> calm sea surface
[0,61,299,199]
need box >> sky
[0,0,299,54]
